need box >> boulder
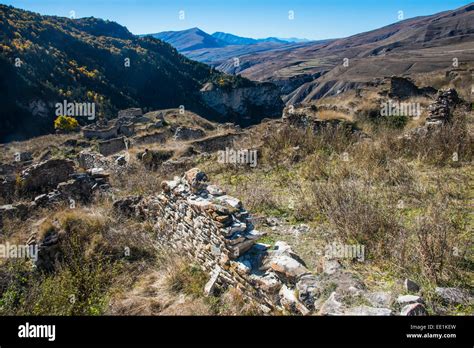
[435,287,472,306]
[296,274,323,309]
[323,258,342,275]
[184,168,209,193]
[404,278,420,293]
[319,292,344,315]
[213,195,242,209]
[396,295,424,305]
[365,291,392,308]
[400,303,427,316]
[279,284,310,315]
[251,271,282,294]
[344,306,392,316]
[269,255,309,281]
[204,267,221,296]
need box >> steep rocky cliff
[200,82,284,126]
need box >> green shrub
[54,115,79,132]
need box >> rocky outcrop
[200,82,284,126]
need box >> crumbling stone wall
[113,168,314,314]
[82,123,119,140]
[98,137,127,156]
[425,88,461,126]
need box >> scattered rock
[365,291,392,308]
[213,195,242,209]
[344,305,392,316]
[404,278,420,293]
[265,217,281,227]
[251,272,283,294]
[204,267,221,296]
[279,284,310,315]
[400,303,428,316]
[296,274,323,309]
[206,185,225,196]
[397,295,424,305]
[319,292,344,315]
[323,259,342,275]
[435,287,472,306]
[269,255,309,281]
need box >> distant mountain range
[145,28,332,71]
[211,32,293,45]
[145,28,310,51]
[145,4,474,105]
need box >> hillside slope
[217,3,474,102]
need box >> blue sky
[1,0,471,39]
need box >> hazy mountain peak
[148,27,226,51]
